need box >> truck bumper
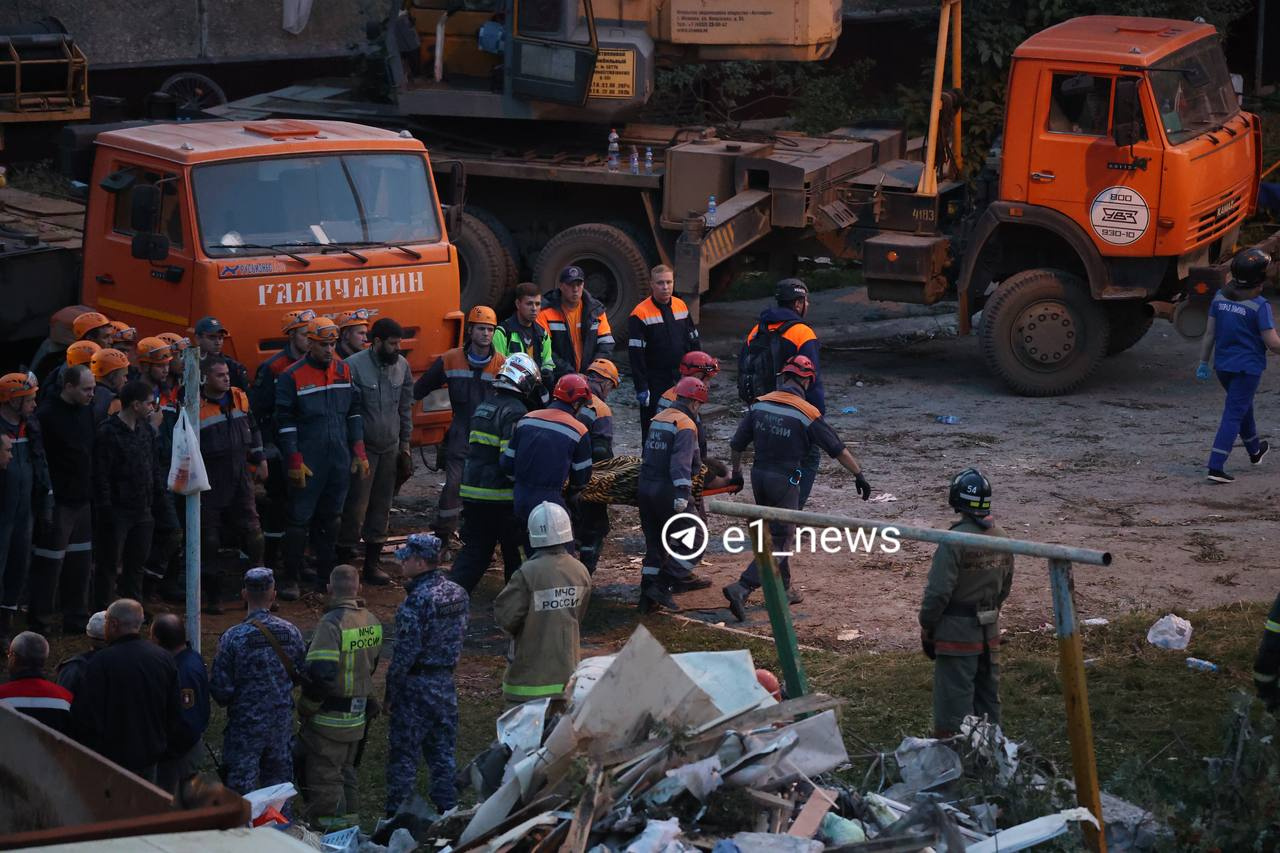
[1176,229,1280,338]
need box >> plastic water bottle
[607,129,620,172]
[1186,657,1219,673]
[629,146,640,175]
[644,146,654,175]
[936,415,960,424]
[707,195,717,226]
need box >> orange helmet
[306,317,340,342]
[137,336,174,364]
[156,332,190,352]
[90,348,130,380]
[282,308,318,334]
[586,358,620,388]
[779,355,816,381]
[552,373,591,405]
[0,372,37,403]
[673,376,708,403]
[679,351,720,379]
[73,311,112,340]
[335,308,375,329]
[66,340,101,367]
[467,305,497,326]
[109,320,138,344]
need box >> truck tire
[979,268,1109,396]
[456,212,516,311]
[533,224,649,331]
[160,72,228,111]
[1103,302,1154,356]
[465,206,521,316]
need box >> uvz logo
[1100,208,1138,224]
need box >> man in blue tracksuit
[500,373,593,553]
[275,317,367,600]
[1197,248,1280,483]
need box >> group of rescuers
[10,258,1279,829]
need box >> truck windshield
[192,152,440,255]
[1149,38,1239,145]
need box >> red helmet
[673,376,708,403]
[779,355,816,381]
[679,350,719,379]
[552,373,591,405]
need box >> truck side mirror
[130,184,162,232]
[444,204,463,240]
[131,232,170,261]
[1113,78,1142,148]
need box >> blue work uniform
[1207,291,1273,472]
[638,403,702,590]
[0,415,50,614]
[500,401,593,523]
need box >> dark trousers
[0,488,33,610]
[258,456,288,569]
[94,507,155,608]
[798,444,821,509]
[638,490,699,588]
[1209,370,1263,471]
[284,446,350,584]
[450,500,524,592]
[28,502,93,633]
[738,470,799,591]
[573,501,610,574]
[933,650,1000,735]
[639,370,678,440]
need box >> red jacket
[0,672,73,734]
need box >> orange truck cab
[76,119,461,445]
[951,15,1276,394]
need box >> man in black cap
[194,316,249,391]
[536,265,614,380]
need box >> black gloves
[855,472,871,500]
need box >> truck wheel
[979,268,1109,396]
[456,212,516,311]
[533,224,649,331]
[1103,302,1154,355]
[160,72,227,111]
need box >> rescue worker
[500,373,593,552]
[739,279,825,507]
[452,352,543,592]
[89,347,130,425]
[1196,248,1280,483]
[193,316,249,391]
[39,340,99,404]
[299,565,382,829]
[628,264,699,438]
[722,355,871,622]
[384,534,468,816]
[334,308,372,360]
[209,568,305,797]
[338,317,413,586]
[0,373,50,641]
[638,377,706,613]
[1253,592,1280,712]
[109,321,139,375]
[413,306,505,551]
[157,332,189,389]
[658,351,728,488]
[918,468,1014,738]
[141,337,183,601]
[198,357,267,614]
[250,309,316,572]
[29,364,96,636]
[276,317,368,600]
[92,380,171,607]
[494,282,555,396]
[73,311,115,348]
[494,502,591,704]
[537,265,615,380]
[574,358,618,574]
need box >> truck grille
[1187,182,1248,251]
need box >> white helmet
[496,352,541,395]
[527,501,574,548]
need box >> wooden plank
[0,187,84,217]
[560,761,604,853]
[788,787,837,838]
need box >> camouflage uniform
[384,569,468,814]
[210,606,305,794]
[918,516,1014,736]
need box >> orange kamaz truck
[22,118,462,444]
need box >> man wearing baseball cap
[536,265,614,381]
[194,316,249,391]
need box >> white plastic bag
[168,409,210,495]
[1146,614,1192,650]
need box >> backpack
[738,320,798,403]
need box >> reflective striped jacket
[639,404,700,501]
[413,347,504,453]
[302,599,382,739]
[627,295,698,388]
[728,389,844,475]
[576,393,614,462]
[658,388,707,460]
[274,356,362,459]
[249,344,303,452]
[536,288,614,378]
[461,390,528,503]
[493,549,591,701]
[1254,593,1280,699]
[199,388,264,507]
[500,401,592,515]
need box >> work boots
[363,542,391,586]
[722,582,750,622]
[670,573,712,593]
[433,526,458,563]
[638,579,680,614]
